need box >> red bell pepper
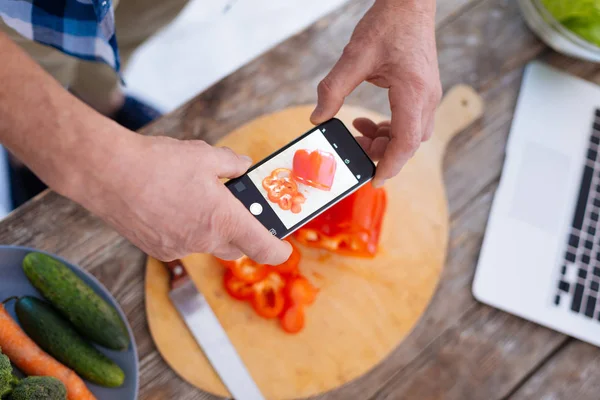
[292,149,337,191]
[278,276,318,333]
[279,306,305,334]
[294,183,387,257]
[223,270,255,301]
[251,272,286,319]
[216,239,300,282]
[284,276,318,305]
[262,168,305,213]
[217,256,268,284]
[217,240,320,333]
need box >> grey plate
[0,245,139,400]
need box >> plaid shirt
[0,0,120,72]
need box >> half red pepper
[294,183,387,258]
[292,149,337,191]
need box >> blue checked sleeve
[0,0,121,73]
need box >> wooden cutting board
[145,85,483,399]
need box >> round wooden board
[145,85,483,399]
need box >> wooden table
[3,1,600,398]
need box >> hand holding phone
[226,118,376,239]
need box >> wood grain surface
[145,86,483,400]
[2,0,600,399]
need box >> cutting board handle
[432,84,483,153]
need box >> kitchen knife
[165,259,265,400]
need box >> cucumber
[22,252,130,351]
[15,296,125,388]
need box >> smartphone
[225,118,376,239]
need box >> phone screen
[248,129,358,229]
[226,119,375,239]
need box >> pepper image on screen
[247,128,358,229]
[261,149,338,214]
[292,149,337,191]
[262,168,306,214]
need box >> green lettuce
[541,0,600,47]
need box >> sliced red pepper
[294,184,387,258]
[216,256,268,284]
[279,276,317,334]
[251,272,286,319]
[292,149,337,191]
[223,270,255,301]
[217,240,318,333]
[279,305,305,334]
[290,194,305,214]
[262,168,305,213]
[285,276,318,305]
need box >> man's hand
[0,31,291,265]
[82,135,293,263]
[310,0,441,187]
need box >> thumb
[212,146,253,179]
[310,46,373,124]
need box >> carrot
[0,302,97,400]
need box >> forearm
[0,32,137,205]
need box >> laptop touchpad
[509,143,571,232]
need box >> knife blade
[164,259,265,400]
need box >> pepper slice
[223,270,255,301]
[262,168,305,213]
[292,149,337,191]
[217,240,318,333]
[251,272,286,319]
[285,276,318,305]
[279,305,305,334]
[294,184,387,257]
[217,256,268,284]
[263,168,297,199]
[279,276,318,334]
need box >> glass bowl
[518,0,600,63]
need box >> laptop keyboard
[556,109,600,319]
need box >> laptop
[473,61,600,346]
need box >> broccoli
[9,377,66,400]
[0,347,18,399]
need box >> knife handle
[165,259,189,289]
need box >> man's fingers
[311,46,375,124]
[212,146,253,179]
[224,194,293,265]
[372,86,423,186]
[355,136,371,153]
[353,118,378,137]
[353,118,392,139]
[356,136,389,162]
[368,136,391,161]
